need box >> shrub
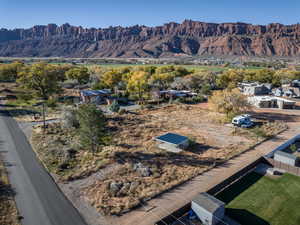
[251,126,269,138]
[61,106,79,129]
[290,144,297,152]
[192,95,205,103]
[109,101,120,113]
[46,98,57,108]
[118,108,127,114]
[175,95,205,104]
[16,92,33,102]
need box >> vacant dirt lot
[30,103,287,218]
[81,104,285,215]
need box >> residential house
[248,96,296,109]
[80,89,111,104]
[239,82,271,96]
[273,80,300,98]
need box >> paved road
[0,110,88,225]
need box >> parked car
[232,114,254,128]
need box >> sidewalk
[107,122,300,225]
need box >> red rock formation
[1,20,300,57]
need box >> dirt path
[106,109,300,225]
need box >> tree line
[1,62,299,102]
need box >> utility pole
[42,101,46,132]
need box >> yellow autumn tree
[101,69,123,89]
[208,88,251,118]
[216,69,245,89]
[127,71,150,103]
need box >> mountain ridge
[1,20,300,58]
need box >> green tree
[65,67,90,84]
[17,63,62,100]
[0,61,24,81]
[76,104,106,153]
[253,69,275,85]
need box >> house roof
[192,192,225,213]
[80,89,111,97]
[275,150,297,160]
[155,133,188,145]
[159,90,197,96]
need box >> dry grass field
[30,103,287,215]
[81,104,286,215]
[0,158,20,225]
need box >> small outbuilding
[155,133,189,153]
[274,150,298,166]
[191,192,225,225]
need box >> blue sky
[1,0,300,29]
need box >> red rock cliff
[1,20,300,57]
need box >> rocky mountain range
[1,20,300,58]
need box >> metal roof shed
[155,133,189,153]
[192,192,225,225]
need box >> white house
[239,82,271,96]
[248,96,296,109]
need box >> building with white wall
[191,192,225,225]
[274,151,298,166]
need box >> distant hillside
[1,20,300,58]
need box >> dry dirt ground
[104,108,300,225]
[0,159,20,225]
[29,103,288,224]
[82,105,261,215]
[31,104,283,218]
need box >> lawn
[84,63,228,72]
[216,172,300,225]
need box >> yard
[216,172,300,225]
